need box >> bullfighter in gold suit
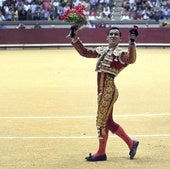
[69,26,139,161]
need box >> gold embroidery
[100,65,119,75]
[113,48,123,56]
[96,75,119,137]
[96,47,126,76]
[96,46,108,55]
[99,73,105,93]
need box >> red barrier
[0,28,169,44]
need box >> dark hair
[107,27,122,37]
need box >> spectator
[27,9,33,20]
[142,8,150,20]
[15,0,24,11]
[89,0,98,10]
[30,1,37,14]
[43,0,51,9]
[52,0,60,18]
[18,8,27,20]
[103,5,111,18]
[24,1,31,12]
[0,10,6,21]
[34,22,42,28]
[0,0,3,8]
[32,6,40,20]
[161,6,170,20]
[49,5,55,20]
[95,10,103,20]
[82,0,91,11]
[121,13,130,20]
[5,7,15,21]
[39,5,46,20]
[44,8,50,20]
[16,22,26,29]
[129,0,135,9]
[88,8,97,21]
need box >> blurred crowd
[121,0,170,21]
[0,0,169,23]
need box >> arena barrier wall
[0,28,169,47]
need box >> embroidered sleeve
[120,44,137,64]
[72,40,98,58]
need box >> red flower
[61,4,87,27]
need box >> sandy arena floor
[0,47,169,169]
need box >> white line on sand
[0,113,169,119]
[0,134,170,139]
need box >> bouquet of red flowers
[61,4,87,28]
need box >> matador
[70,26,139,161]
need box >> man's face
[107,29,121,48]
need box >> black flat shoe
[85,153,107,161]
[129,140,139,159]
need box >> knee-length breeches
[96,72,118,137]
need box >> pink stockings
[93,113,133,157]
[107,113,133,150]
[93,130,109,157]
